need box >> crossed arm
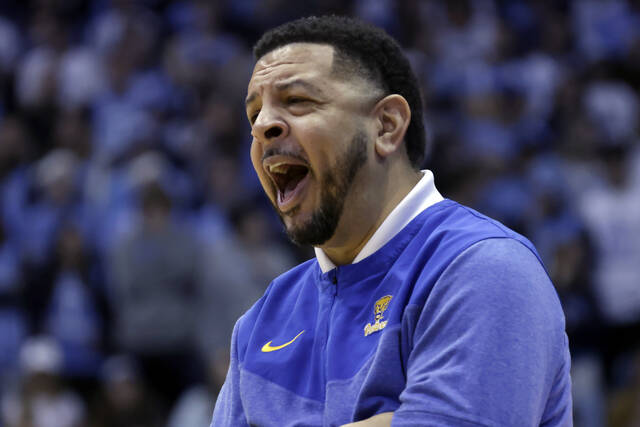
[213,239,572,426]
[340,412,393,427]
[340,239,571,426]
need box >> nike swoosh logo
[261,330,305,352]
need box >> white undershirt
[315,169,444,273]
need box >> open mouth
[267,162,310,210]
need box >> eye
[285,97,314,115]
[286,96,309,104]
[249,110,260,124]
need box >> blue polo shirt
[211,173,572,426]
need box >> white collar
[315,169,444,273]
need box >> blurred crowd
[0,0,639,426]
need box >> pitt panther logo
[364,295,392,336]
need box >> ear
[373,94,411,159]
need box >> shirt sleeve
[210,319,250,427]
[392,238,573,427]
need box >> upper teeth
[269,163,290,174]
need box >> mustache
[262,148,309,165]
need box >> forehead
[248,43,335,94]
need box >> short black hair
[253,15,426,169]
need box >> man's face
[246,43,378,246]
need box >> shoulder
[399,237,571,425]
[425,237,565,342]
[441,237,554,301]
[404,202,565,340]
[407,201,539,263]
[415,200,526,243]
[399,201,544,297]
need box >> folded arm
[341,412,393,427]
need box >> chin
[282,207,337,247]
[281,210,312,239]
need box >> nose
[251,108,288,143]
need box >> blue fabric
[211,200,572,426]
[44,272,103,377]
[0,308,26,376]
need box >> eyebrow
[275,79,323,95]
[245,79,324,107]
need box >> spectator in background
[1,148,79,343]
[22,149,85,264]
[42,225,107,387]
[191,157,264,365]
[0,117,30,386]
[231,200,299,287]
[1,336,86,427]
[0,219,26,386]
[577,81,640,388]
[88,355,162,427]
[20,149,89,333]
[0,116,28,183]
[166,349,229,427]
[608,351,640,427]
[549,225,605,427]
[14,4,72,159]
[0,117,31,249]
[52,110,93,161]
[109,180,201,410]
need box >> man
[212,16,572,426]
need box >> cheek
[250,139,262,173]
[294,122,339,169]
[250,140,273,195]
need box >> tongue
[283,179,299,196]
[283,173,304,198]
[281,167,308,200]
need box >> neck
[319,165,421,266]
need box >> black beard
[281,130,368,246]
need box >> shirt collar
[315,169,444,273]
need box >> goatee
[282,130,368,246]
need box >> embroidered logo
[261,330,305,352]
[364,295,392,336]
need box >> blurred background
[0,0,638,426]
